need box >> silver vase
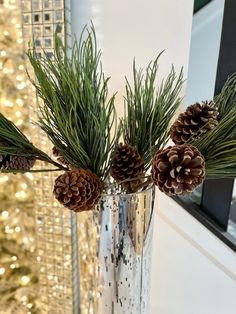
[96,186,155,314]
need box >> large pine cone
[151,144,205,196]
[170,101,218,144]
[0,155,35,171]
[111,143,144,192]
[53,168,103,212]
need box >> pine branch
[122,55,184,170]
[191,107,236,178]
[190,75,236,178]
[0,112,67,171]
[214,73,236,119]
[27,24,120,180]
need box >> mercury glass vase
[95,186,155,314]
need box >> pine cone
[0,155,5,168]
[151,144,205,196]
[53,168,103,212]
[52,146,70,167]
[0,155,35,171]
[170,101,218,144]
[111,143,144,192]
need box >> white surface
[71,0,193,114]
[150,192,236,314]
[185,0,224,106]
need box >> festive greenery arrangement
[1,24,236,212]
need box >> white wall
[185,0,224,106]
[71,0,193,113]
[151,193,236,314]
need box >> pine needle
[191,75,236,178]
[0,112,66,171]
[27,25,120,180]
[214,73,236,119]
[122,55,184,170]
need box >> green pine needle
[214,73,236,119]
[27,25,120,180]
[191,75,236,178]
[0,112,34,156]
[0,112,66,171]
[122,54,184,170]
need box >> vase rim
[101,184,155,197]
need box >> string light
[21,275,30,285]
[1,211,9,219]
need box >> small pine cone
[0,155,6,168]
[52,146,70,167]
[111,143,144,181]
[0,155,35,171]
[151,144,205,196]
[53,168,103,212]
[170,101,218,144]
[111,143,144,192]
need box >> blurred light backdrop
[0,0,39,313]
[0,0,100,313]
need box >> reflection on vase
[96,186,155,314]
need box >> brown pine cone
[0,155,36,171]
[0,155,5,168]
[111,143,144,192]
[52,146,70,167]
[151,144,205,196]
[170,101,218,144]
[53,168,103,212]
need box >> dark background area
[194,0,212,13]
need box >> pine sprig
[0,112,66,172]
[190,74,236,179]
[214,73,236,119]
[191,107,236,178]
[190,75,236,178]
[27,25,120,180]
[122,55,184,170]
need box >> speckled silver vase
[97,186,155,314]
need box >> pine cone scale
[157,161,170,172]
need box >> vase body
[95,186,155,314]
